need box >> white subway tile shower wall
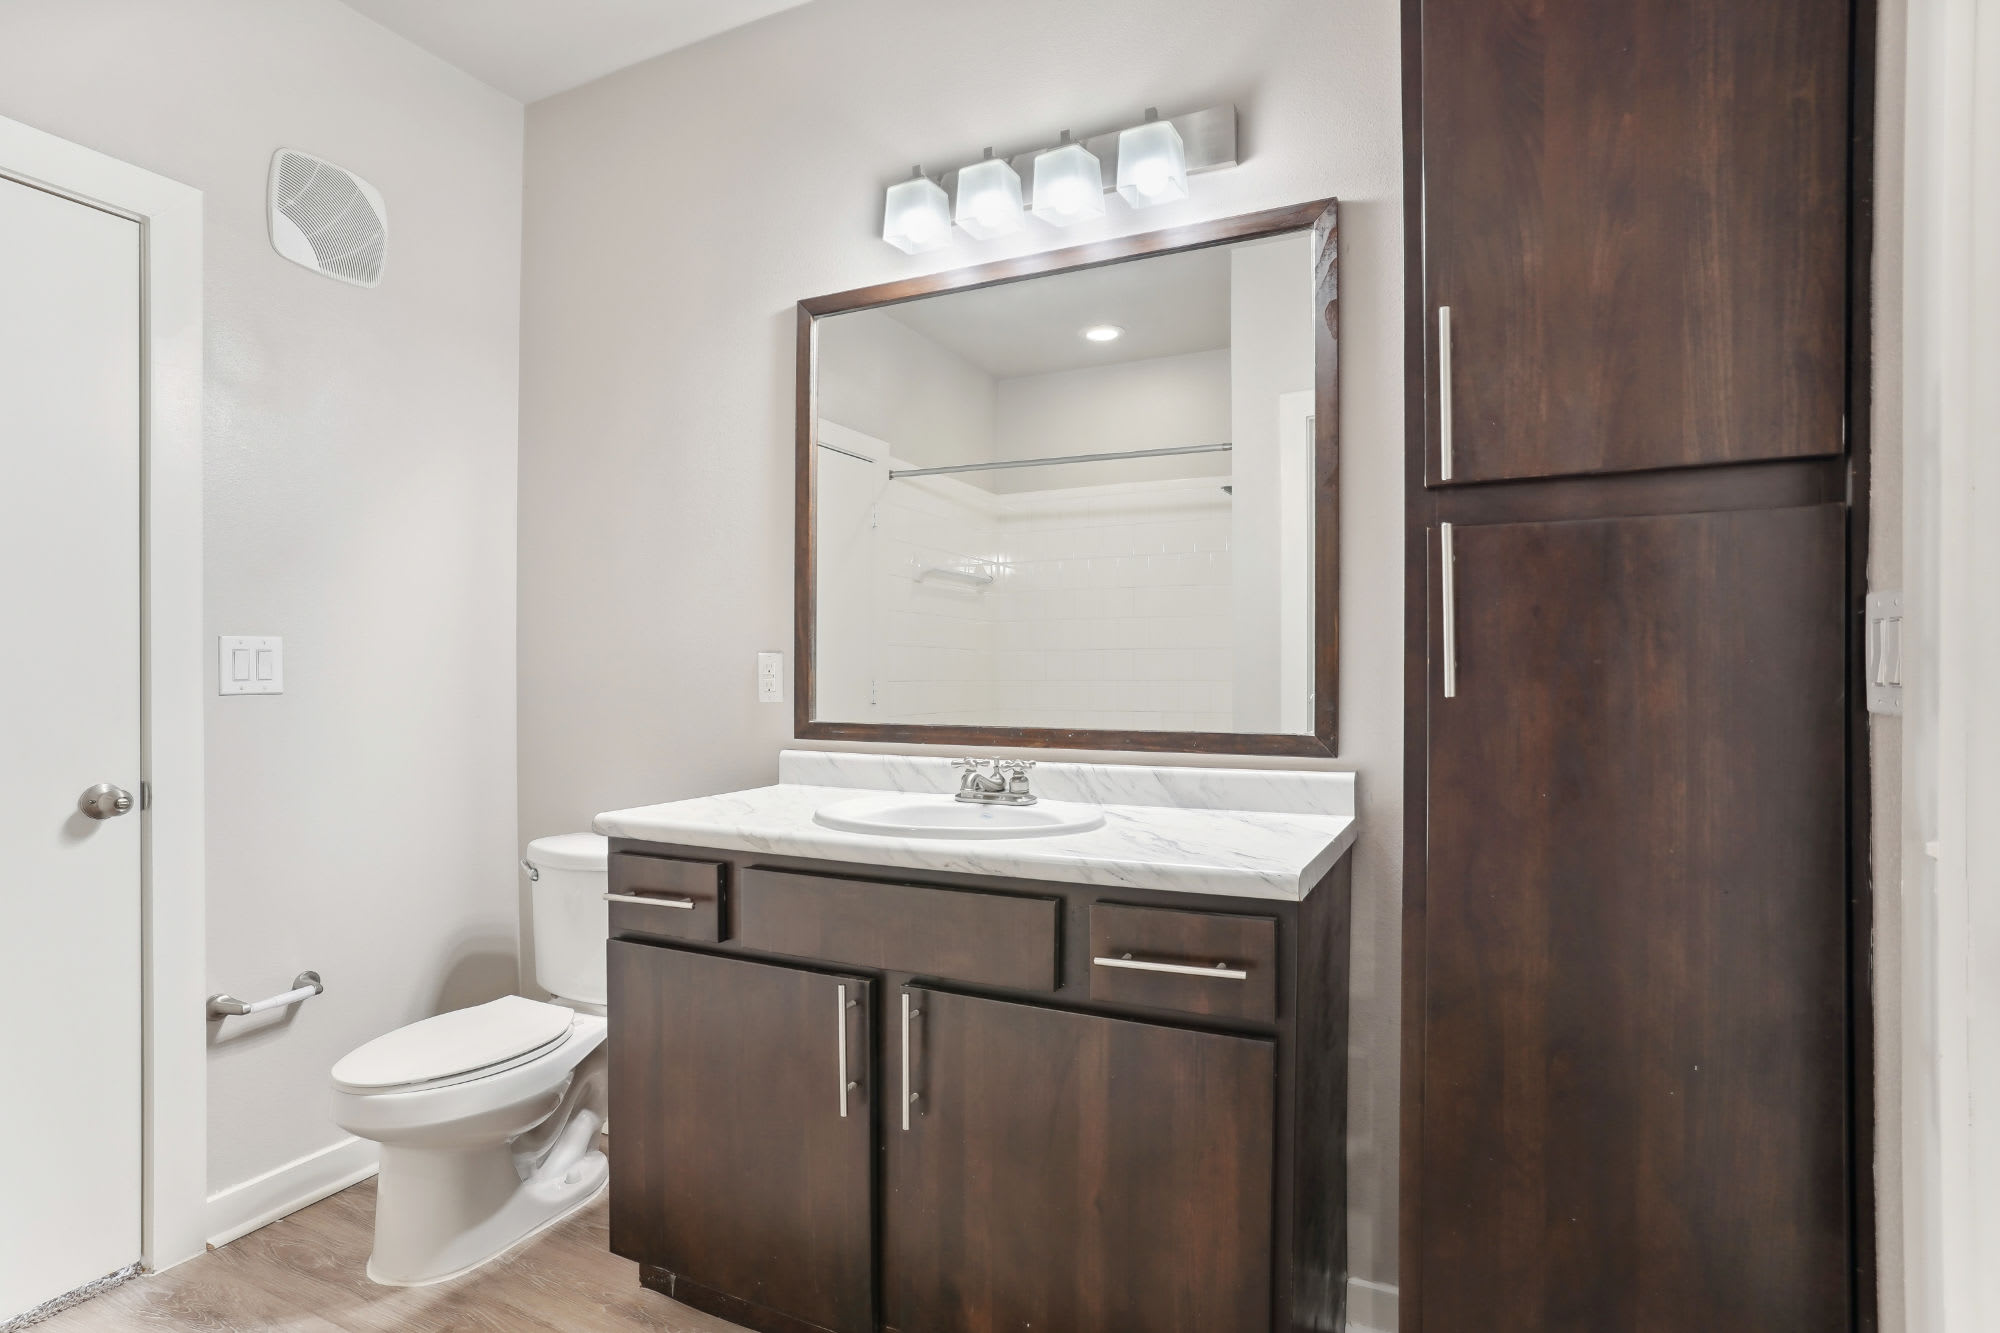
[987,481,1233,731]
[857,447,1236,730]
[874,472,999,723]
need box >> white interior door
[0,172,143,1318]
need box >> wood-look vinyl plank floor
[38,1175,745,1333]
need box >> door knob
[78,784,134,820]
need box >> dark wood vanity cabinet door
[608,941,874,1333]
[1421,505,1849,1331]
[1420,0,1851,483]
[884,987,1274,1333]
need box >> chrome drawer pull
[603,892,696,910]
[1093,954,1249,981]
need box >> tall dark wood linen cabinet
[1400,2,1875,1332]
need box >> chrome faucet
[953,757,1038,806]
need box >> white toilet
[329,832,612,1286]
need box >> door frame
[1898,0,2000,1327]
[0,114,206,1274]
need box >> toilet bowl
[330,832,613,1286]
[330,996,609,1285]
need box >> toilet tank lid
[524,831,608,872]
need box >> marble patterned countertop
[592,750,1357,901]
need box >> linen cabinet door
[884,986,1274,1333]
[1421,506,1849,1331]
[1420,0,1851,483]
[608,941,875,1333]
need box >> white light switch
[219,636,283,695]
[1865,591,1902,716]
[757,651,785,703]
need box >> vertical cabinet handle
[1437,305,1454,481]
[1440,522,1458,699]
[836,983,853,1119]
[900,990,920,1131]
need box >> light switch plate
[219,635,283,695]
[757,651,784,703]
[1865,591,1902,716]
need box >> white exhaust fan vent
[268,149,386,287]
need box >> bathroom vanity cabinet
[604,840,1353,1333]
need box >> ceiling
[874,246,1236,382]
[341,0,816,102]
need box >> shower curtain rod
[880,441,1232,480]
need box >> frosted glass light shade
[954,154,1025,240]
[883,172,952,254]
[1031,138,1106,228]
[1117,117,1189,207]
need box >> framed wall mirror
[795,198,1339,756]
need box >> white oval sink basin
[814,793,1106,840]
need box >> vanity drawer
[736,868,1059,991]
[1088,904,1278,1022]
[607,851,724,942]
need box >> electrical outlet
[757,651,785,703]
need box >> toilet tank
[523,832,609,1009]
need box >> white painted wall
[989,349,1233,491]
[520,0,1404,1316]
[818,309,997,473]
[0,0,524,1210]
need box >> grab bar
[208,971,323,1020]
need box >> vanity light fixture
[1031,131,1107,228]
[882,167,953,255]
[1081,324,1125,342]
[1116,109,1190,208]
[875,105,1237,254]
[954,148,1025,240]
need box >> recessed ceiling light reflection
[1082,324,1125,343]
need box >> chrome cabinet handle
[602,892,696,910]
[837,983,858,1119]
[1092,954,1249,981]
[901,990,921,1131]
[1437,305,1454,481]
[1440,522,1458,699]
[78,783,134,820]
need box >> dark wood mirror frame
[794,197,1340,757]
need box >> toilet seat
[333,995,577,1095]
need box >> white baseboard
[205,1136,379,1250]
[1348,1274,1399,1332]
